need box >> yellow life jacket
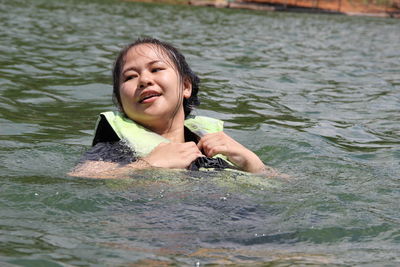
[94,111,235,168]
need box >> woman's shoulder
[81,140,136,164]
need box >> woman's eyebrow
[123,60,165,75]
[122,67,137,75]
[122,63,141,75]
[147,60,164,66]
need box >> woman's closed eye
[124,74,137,81]
[151,67,164,73]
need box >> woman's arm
[68,141,203,179]
[68,140,145,179]
[68,159,151,179]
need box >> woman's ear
[183,78,192,99]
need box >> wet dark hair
[112,38,200,118]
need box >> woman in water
[70,38,277,178]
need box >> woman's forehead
[126,44,172,64]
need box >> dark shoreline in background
[124,0,400,18]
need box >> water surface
[1,0,400,265]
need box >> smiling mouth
[139,93,162,103]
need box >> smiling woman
[69,38,276,178]
[118,43,192,137]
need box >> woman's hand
[197,132,267,174]
[143,142,203,169]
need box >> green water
[1,0,400,265]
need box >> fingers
[201,143,228,158]
[178,141,203,162]
[145,141,202,169]
[198,132,266,172]
[175,142,203,168]
[198,132,231,157]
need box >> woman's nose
[138,72,153,89]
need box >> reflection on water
[0,0,400,265]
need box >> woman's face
[119,44,192,128]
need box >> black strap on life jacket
[188,156,236,171]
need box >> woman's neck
[143,113,186,143]
[159,125,185,143]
